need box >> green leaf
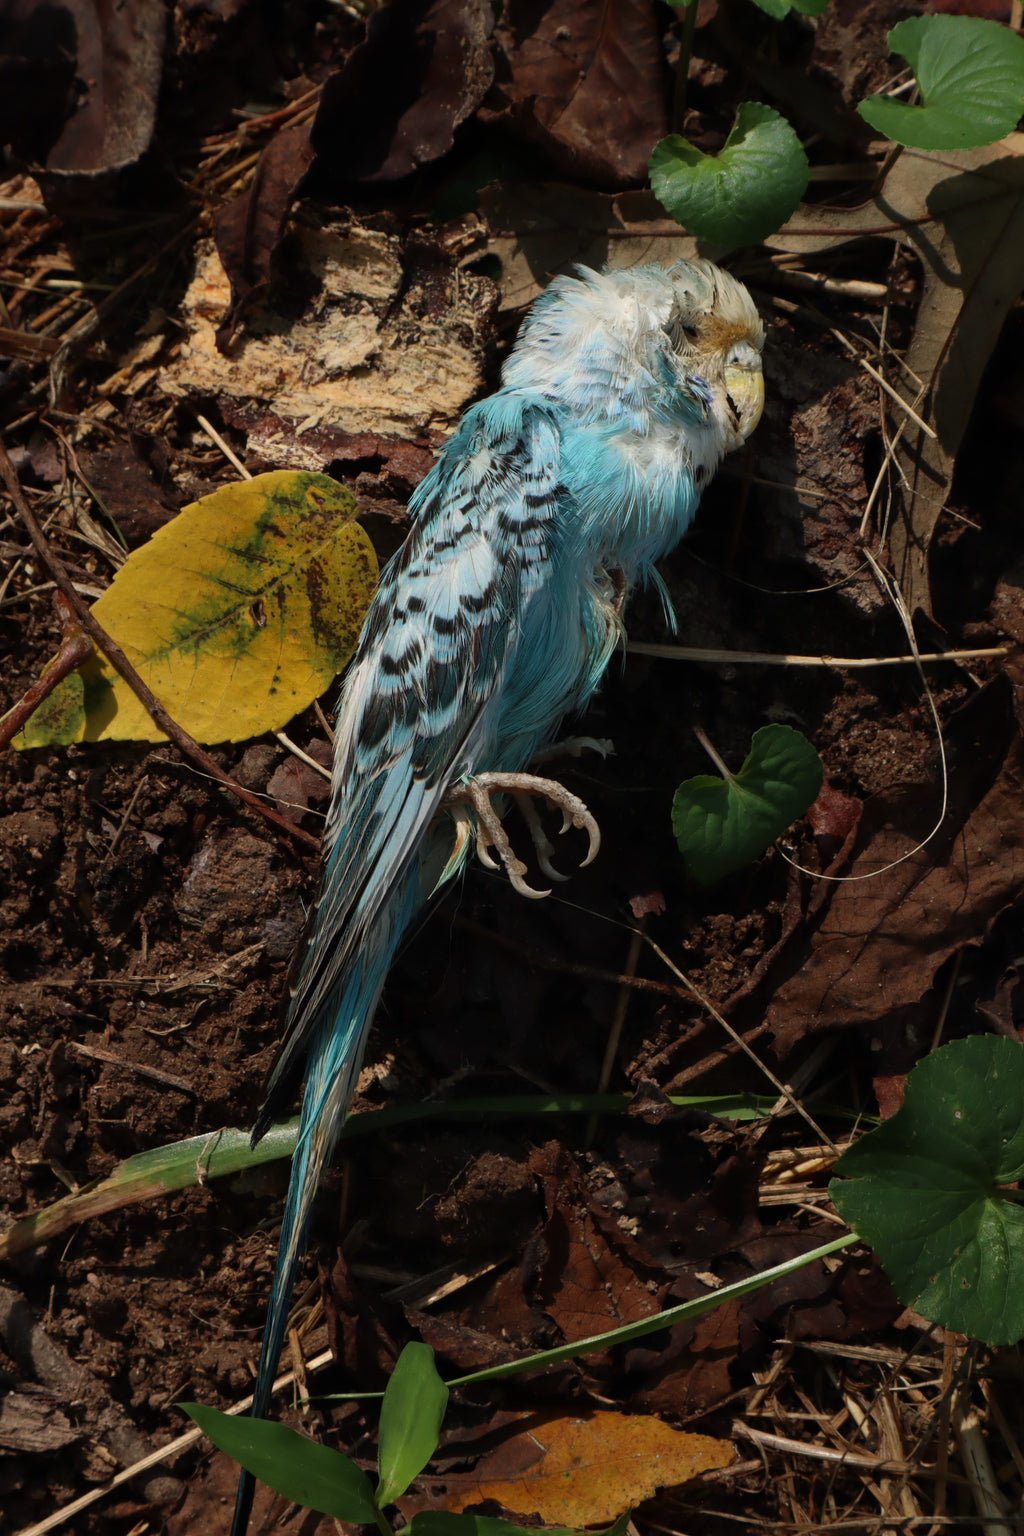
[749,0,829,17]
[180,1403,379,1522]
[859,15,1024,150]
[376,1343,449,1506]
[671,723,823,884]
[403,1509,633,1536]
[649,102,808,246]
[830,1036,1024,1346]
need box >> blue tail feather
[228,949,392,1536]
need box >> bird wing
[253,392,566,1130]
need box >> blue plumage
[230,259,764,1533]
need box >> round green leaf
[830,1036,1024,1346]
[671,723,823,885]
[649,102,809,246]
[180,1403,379,1522]
[376,1343,449,1507]
[859,15,1024,150]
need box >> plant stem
[374,1505,393,1536]
[0,592,92,747]
[693,724,734,781]
[672,0,698,134]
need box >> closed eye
[726,339,762,369]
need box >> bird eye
[726,339,761,369]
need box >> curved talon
[513,792,569,884]
[531,734,614,765]
[444,770,601,897]
[443,776,551,898]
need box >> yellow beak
[724,363,765,450]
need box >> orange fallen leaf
[446,1410,733,1526]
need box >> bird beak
[724,363,765,450]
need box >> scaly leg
[443,771,601,899]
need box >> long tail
[229,958,388,1536]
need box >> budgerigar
[230,258,764,1534]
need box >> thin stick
[694,724,733,778]
[0,594,92,747]
[627,641,1007,668]
[860,413,907,539]
[641,932,840,1157]
[956,1411,1014,1536]
[195,412,252,480]
[0,439,319,852]
[734,1422,917,1475]
[586,922,645,1147]
[104,774,148,861]
[69,1041,196,1097]
[449,911,700,1002]
[275,729,332,781]
[830,329,936,440]
[313,698,335,744]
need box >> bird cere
[231,257,765,1534]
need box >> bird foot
[531,734,614,766]
[444,771,602,900]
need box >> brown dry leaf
[445,1410,733,1523]
[214,118,314,344]
[767,680,1024,1056]
[160,215,494,449]
[311,0,494,184]
[527,1144,662,1343]
[267,747,331,825]
[624,1296,750,1418]
[487,0,667,188]
[771,135,1024,615]
[0,0,165,177]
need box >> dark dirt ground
[3,1,1024,1533]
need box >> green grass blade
[0,1093,782,1260]
[322,1234,855,1402]
[441,1234,854,1388]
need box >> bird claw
[531,734,614,765]
[444,771,602,899]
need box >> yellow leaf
[17,471,377,747]
[446,1411,733,1526]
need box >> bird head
[665,260,765,452]
[501,256,764,459]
